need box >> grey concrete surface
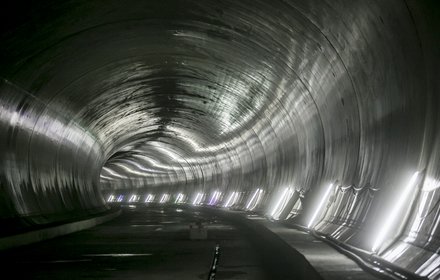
[0,210,121,251]
[215,210,380,280]
[0,206,302,280]
[252,217,380,280]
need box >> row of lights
[106,171,422,253]
[107,189,261,210]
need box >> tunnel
[0,0,439,279]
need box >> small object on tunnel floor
[190,220,208,240]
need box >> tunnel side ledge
[0,209,121,251]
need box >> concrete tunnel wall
[0,0,439,277]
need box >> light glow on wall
[145,194,155,203]
[128,194,140,202]
[246,189,264,211]
[372,172,420,252]
[159,193,170,203]
[308,183,334,228]
[270,187,295,220]
[193,193,204,205]
[223,192,239,208]
[175,193,185,204]
[208,191,222,205]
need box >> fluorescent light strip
[253,190,263,211]
[175,193,184,203]
[232,192,240,206]
[209,191,221,205]
[159,194,169,203]
[145,194,155,203]
[246,189,263,211]
[197,193,204,205]
[209,191,218,205]
[246,189,260,210]
[224,192,236,207]
[100,175,114,180]
[193,193,203,205]
[372,172,420,252]
[308,183,334,228]
[271,188,290,217]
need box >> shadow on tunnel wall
[0,0,439,278]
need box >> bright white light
[270,188,294,219]
[116,163,149,176]
[193,193,203,205]
[224,192,236,207]
[125,159,166,174]
[102,167,127,179]
[175,193,185,204]
[209,192,217,205]
[193,193,201,205]
[308,183,334,228]
[208,191,222,205]
[246,190,259,210]
[215,192,222,204]
[246,189,264,211]
[404,191,430,243]
[372,172,420,252]
[100,175,114,181]
[197,193,204,205]
[271,188,289,216]
[145,194,155,203]
[231,192,240,207]
[150,142,183,161]
[422,176,440,192]
[159,194,169,204]
[129,195,140,202]
[415,252,440,276]
[133,154,177,171]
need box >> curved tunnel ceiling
[0,0,440,265]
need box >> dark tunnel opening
[0,0,439,279]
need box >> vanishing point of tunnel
[0,0,439,279]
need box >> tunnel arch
[0,0,439,277]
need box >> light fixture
[193,193,203,205]
[224,192,237,207]
[372,172,420,252]
[209,191,222,205]
[246,189,264,211]
[107,195,115,202]
[159,194,170,204]
[270,187,294,220]
[307,183,334,228]
[145,194,155,203]
[175,193,185,204]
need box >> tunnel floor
[0,206,281,279]
[0,205,383,280]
